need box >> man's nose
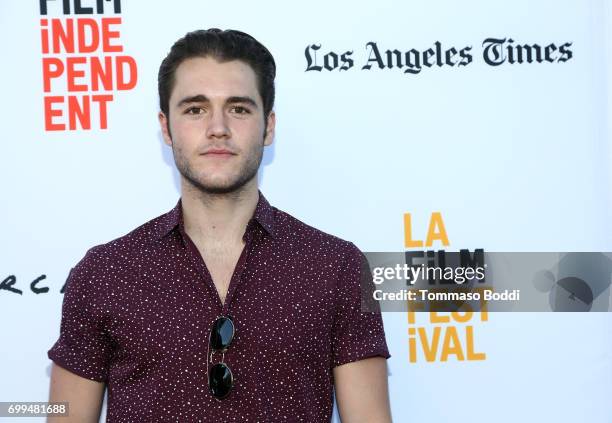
[205,109,230,138]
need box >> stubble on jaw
[170,137,264,197]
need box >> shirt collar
[154,190,276,240]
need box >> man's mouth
[202,148,236,156]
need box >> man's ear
[263,111,276,146]
[159,112,172,146]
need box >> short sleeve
[47,249,112,382]
[331,243,391,368]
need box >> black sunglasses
[207,316,235,400]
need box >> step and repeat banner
[1,1,611,422]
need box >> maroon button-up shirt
[48,192,390,422]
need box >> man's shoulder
[273,206,362,260]
[79,206,173,265]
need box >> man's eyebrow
[226,96,258,109]
[176,94,209,107]
[176,95,259,109]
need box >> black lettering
[436,250,456,285]
[515,44,543,63]
[41,0,120,15]
[60,268,75,294]
[459,248,485,267]
[426,250,439,285]
[74,0,94,14]
[445,47,457,66]
[544,43,557,62]
[403,49,421,74]
[458,46,473,66]
[385,49,403,69]
[31,275,50,294]
[97,0,121,13]
[482,37,507,66]
[340,51,354,71]
[39,0,72,14]
[40,0,49,14]
[434,41,443,67]
[305,44,322,72]
[506,38,516,64]
[423,48,435,68]
[324,52,339,71]
[362,42,385,70]
[558,42,573,62]
[0,275,22,295]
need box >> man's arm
[333,356,392,423]
[47,363,106,423]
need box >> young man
[48,29,392,422]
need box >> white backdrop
[1,1,611,422]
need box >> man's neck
[181,179,259,246]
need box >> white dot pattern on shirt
[48,193,390,422]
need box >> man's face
[159,56,275,195]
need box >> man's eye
[186,107,204,115]
[230,106,250,114]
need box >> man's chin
[200,184,245,195]
[184,175,255,195]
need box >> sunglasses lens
[209,363,233,399]
[210,317,234,350]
